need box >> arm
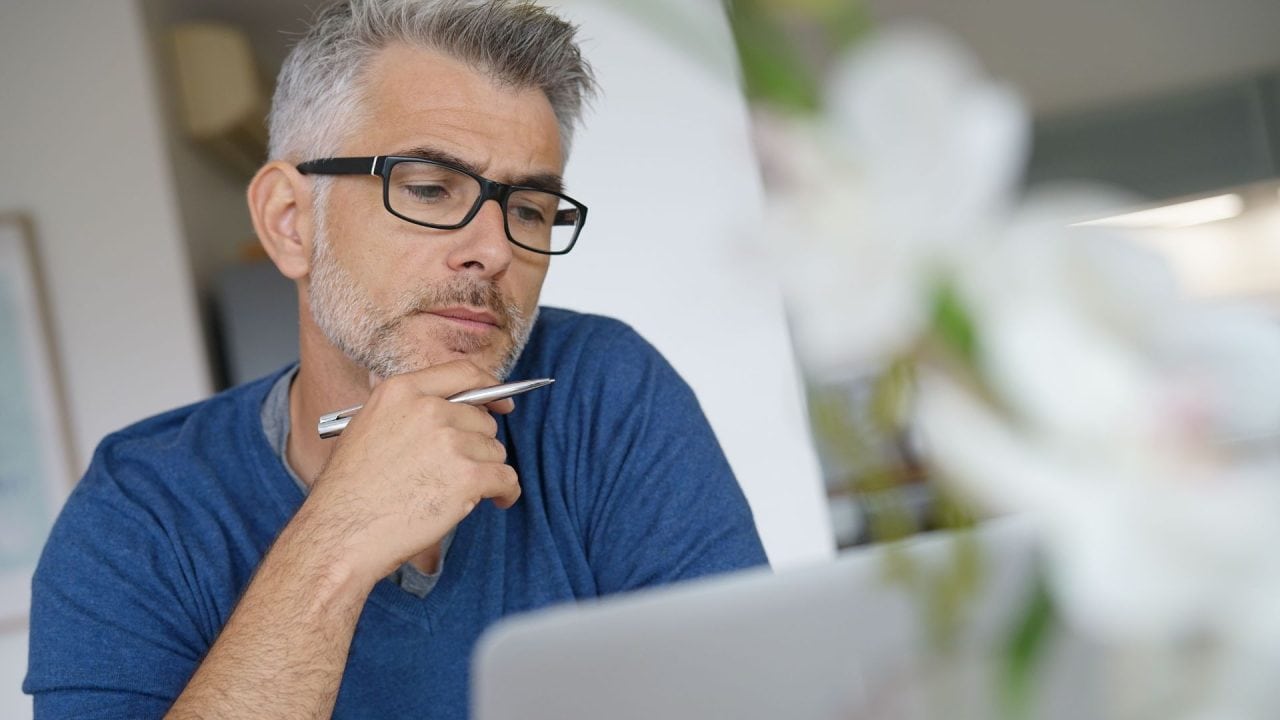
[162,502,369,719]
[167,361,519,719]
[27,361,517,719]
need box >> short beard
[307,202,537,380]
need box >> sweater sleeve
[24,443,210,719]
[573,321,770,593]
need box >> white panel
[0,1,212,470]
[541,0,835,567]
[0,3,213,713]
[0,629,29,720]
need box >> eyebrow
[395,146,565,194]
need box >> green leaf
[931,281,979,366]
[1002,572,1056,720]
[725,1,824,112]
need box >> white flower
[761,24,1028,379]
[956,193,1183,446]
[918,366,1280,646]
[752,18,1280,714]
[1151,304,1280,444]
[918,194,1280,646]
[825,25,1027,246]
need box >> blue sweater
[24,308,767,718]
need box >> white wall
[0,1,213,716]
[544,0,835,569]
[0,1,212,475]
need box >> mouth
[425,306,503,332]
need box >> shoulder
[84,367,284,490]
[524,307,654,357]
[32,367,293,641]
[518,307,677,388]
[26,371,292,707]
[54,366,292,546]
[511,308,713,462]
[511,317,768,586]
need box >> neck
[285,320,447,575]
[286,323,373,488]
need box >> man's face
[306,44,563,380]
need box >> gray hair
[268,0,598,163]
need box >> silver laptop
[473,518,1096,720]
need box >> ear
[248,161,315,280]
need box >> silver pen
[317,378,555,439]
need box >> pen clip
[317,404,362,439]
[319,404,362,424]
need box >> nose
[445,198,513,278]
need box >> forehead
[348,43,564,177]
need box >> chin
[374,347,510,381]
[361,319,521,380]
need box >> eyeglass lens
[388,161,580,253]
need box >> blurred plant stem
[1002,572,1057,720]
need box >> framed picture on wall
[0,214,73,627]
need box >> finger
[420,399,500,436]
[480,463,521,510]
[382,360,501,403]
[483,397,516,415]
[452,430,507,464]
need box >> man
[23,0,767,717]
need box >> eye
[511,204,550,226]
[404,184,449,202]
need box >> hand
[302,360,520,588]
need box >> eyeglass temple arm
[296,157,381,175]
[554,207,583,227]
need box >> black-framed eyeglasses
[297,156,587,256]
